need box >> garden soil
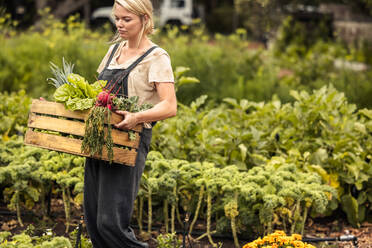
[0,199,371,248]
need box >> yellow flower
[243,241,258,248]
[243,231,308,248]
[274,230,286,236]
[292,240,305,248]
[291,234,302,241]
[268,236,276,243]
[255,237,264,245]
[263,236,270,243]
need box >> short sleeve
[148,53,174,84]
[97,44,116,74]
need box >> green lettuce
[65,98,95,111]
[53,73,107,111]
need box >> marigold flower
[242,231,310,248]
[255,237,264,245]
[291,234,302,241]
[292,240,305,248]
[274,230,286,236]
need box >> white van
[91,0,202,29]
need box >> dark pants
[84,128,152,248]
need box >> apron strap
[104,43,120,70]
[125,46,158,73]
[103,45,158,98]
[117,46,158,96]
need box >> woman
[83,0,177,247]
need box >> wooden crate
[24,99,142,166]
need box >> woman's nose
[116,19,124,27]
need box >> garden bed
[0,200,371,248]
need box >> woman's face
[113,4,143,40]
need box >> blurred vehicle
[90,0,203,30]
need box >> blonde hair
[111,0,154,46]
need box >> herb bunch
[81,106,113,161]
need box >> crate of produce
[24,99,142,166]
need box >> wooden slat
[30,99,88,119]
[30,99,142,132]
[24,130,137,166]
[28,113,140,148]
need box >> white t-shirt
[97,41,175,107]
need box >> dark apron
[84,44,157,248]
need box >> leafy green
[53,73,106,111]
[53,84,71,102]
[65,98,95,111]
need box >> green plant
[0,90,31,140]
[0,225,93,248]
[47,57,75,88]
[156,233,182,248]
[152,85,372,227]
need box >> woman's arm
[114,82,177,130]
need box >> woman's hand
[114,110,138,130]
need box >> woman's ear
[143,14,149,24]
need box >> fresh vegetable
[81,106,113,162]
[48,59,106,111]
[81,79,153,162]
[96,90,114,109]
[47,59,154,162]
[47,57,75,88]
[53,74,106,111]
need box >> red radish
[96,91,110,106]
[96,77,122,108]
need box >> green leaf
[240,99,250,111]
[67,73,88,98]
[238,144,247,162]
[91,80,107,95]
[25,186,39,202]
[310,148,328,165]
[65,98,95,111]
[178,76,200,85]
[354,122,367,134]
[358,205,366,223]
[341,194,360,227]
[359,108,372,119]
[290,90,301,101]
[174,66,190,79]
[357,191,367,204]
[223,98,239,108]
[53,84,71,102]
[190,95,208,110]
